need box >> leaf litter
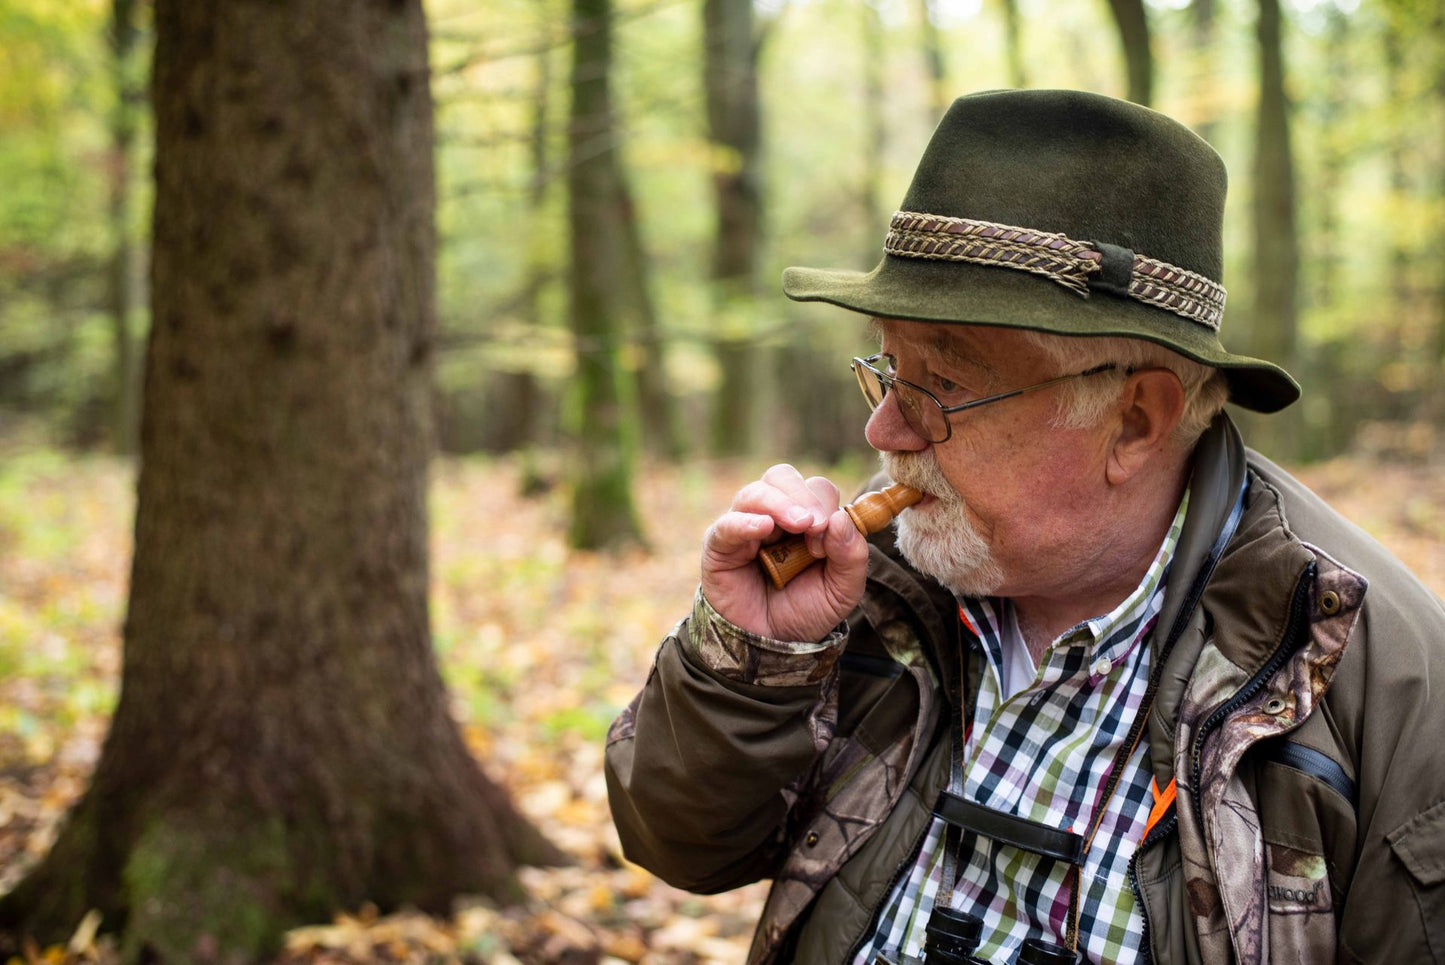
[0,450,1440,964]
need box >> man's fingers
[729,465,838,535]
[701,488,870,642]
[704,511,775,561]
[803,475,842,512]
[818,508,870,602]
[803,478,847,556]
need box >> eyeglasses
[851,353,1120,444]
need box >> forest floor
[0,448,1442,964]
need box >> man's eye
[932,374,962,396]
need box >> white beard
[881,451,1004,598]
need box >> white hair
[1015,330,1230,448]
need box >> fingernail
[787,508,814,528]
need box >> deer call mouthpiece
[758,483,924,589]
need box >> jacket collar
[1146,412,1323,787]
[1153,413,1251,660]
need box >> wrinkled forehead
[867,318,1030,374]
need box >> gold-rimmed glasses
[850,353,1120,443]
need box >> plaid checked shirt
[851,490,1190,965]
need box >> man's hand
[701,464,871,642]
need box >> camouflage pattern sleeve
[686,588,849,688]
[603,589,850,894]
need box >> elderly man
[605,90,1445,965]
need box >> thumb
[816,509,870,610]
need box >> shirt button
[1091,657,1113,677]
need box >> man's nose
[864,391,930,453]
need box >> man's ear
[1106,368,1186,485]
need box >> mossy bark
[106,0,143,456]
[704,0,761,457]
[1104,0,1153,107]
[566,0,645,551]
[1244,0,1303,459]
[0,0,563,958]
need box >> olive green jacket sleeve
[604,590,848,893]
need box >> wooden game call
[758,483,924,589]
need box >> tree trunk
[1382,20,1415,352]
[516,17,555,490]
[1104,0,1153,106]
[617,176,684,461]
[1435,11,1445,379]
[1310,5,1352,314]
[1190,0,1220,145]
[567,0,645,549]
[1247,0,1302,458]
[1428,9,1445,418]
[107,0,143,455]
[705,0,762,456]
[861,0,885,248]
[774,339,863,464]
[998,0,1027,89]
[0,1,562,959]
[916,0,949,117]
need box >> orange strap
[957,604,980,639]
[1143,776,1177,842]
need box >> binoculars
[923,906,1079,965]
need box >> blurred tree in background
[1,0,1443,538]
[0,0,151,449]
[104,0,144,456]
[566,0,647,548]
[1105,0,1154,105]
[703,0,765,456]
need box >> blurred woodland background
[0,0,1442,962]
[3,0,1444,486]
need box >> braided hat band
[884,212,1227,333]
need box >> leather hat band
[884,211,1228,332]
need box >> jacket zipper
[1188,562,1315,828]
[843,818,935,963]
[1127,811,1178,965]
[843,582,960,965]
[1129,560,1313,964]
[1123,517,1247,965]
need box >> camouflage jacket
[605,417,1445,963]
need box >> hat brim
[783,255,1299,414]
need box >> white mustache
[880,451,960,505]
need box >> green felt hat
[783,89,1299,413]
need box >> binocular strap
[935,626,1159,957]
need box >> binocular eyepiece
[922,906,1079,965]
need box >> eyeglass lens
[854,356,949,443]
